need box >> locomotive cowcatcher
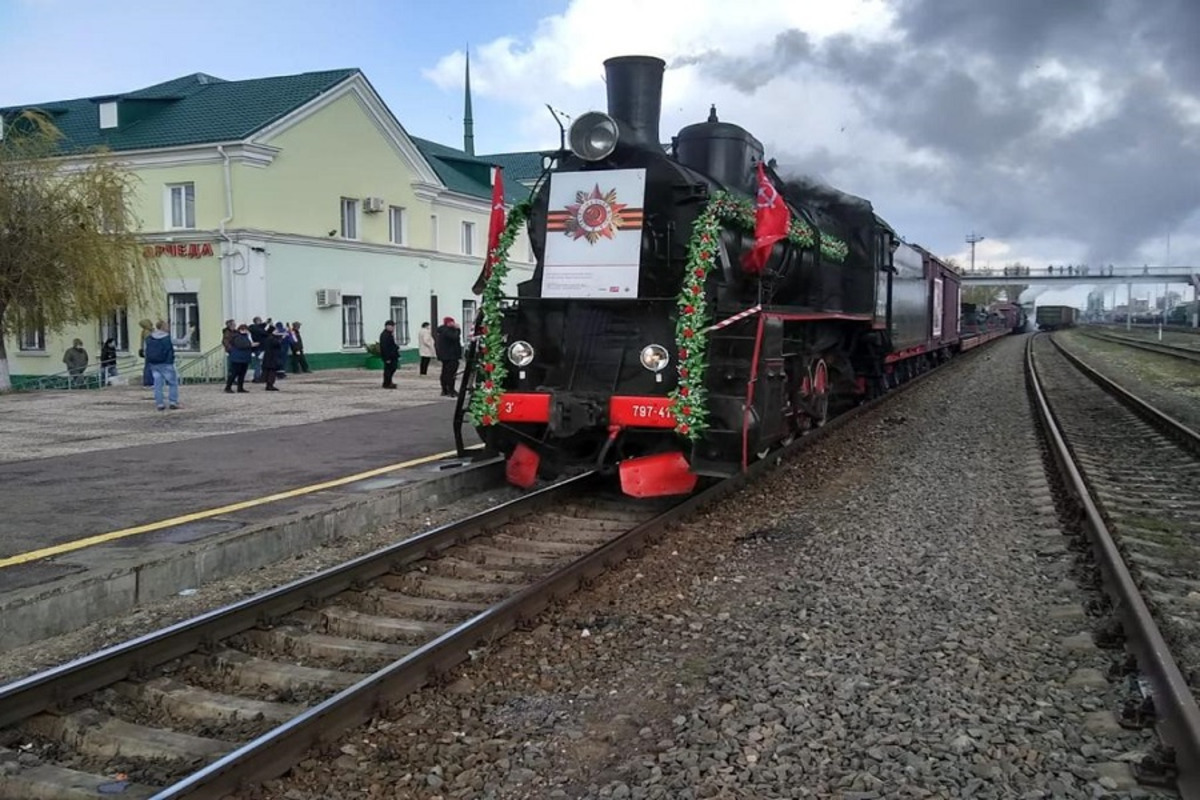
[456,55,964,498]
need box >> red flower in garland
[679,349,688,359]
[484,362,495,373]
[684,305,695,314]
[679,423,690,435]
[482,415,493,425]
[680,386,689,397]
[681,406,692,416]
[484,380,494,390]
[680,367,689,377]
[690,285,702,296]
[694,267,706,277]
[683,328,694,339]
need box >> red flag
[743,161,790,274]
[472,167,508,295]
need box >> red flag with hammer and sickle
[743,161,790,274]
[472,167,508,295]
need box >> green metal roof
[413,137,536,204]
[1,69,358,153]
[483,150,552,186]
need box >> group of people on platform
[57,313,467,410]
[220,318,310,394]
[382,317,463,397]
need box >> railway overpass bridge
[960,265,1200,289]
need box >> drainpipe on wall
[216,145,239,320]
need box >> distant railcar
[1036,305,1077,331]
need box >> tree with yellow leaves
[0,111,158,390]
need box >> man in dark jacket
[224,325,254,393]
[290,321,311,374]
[379,320,400,389]
[144,320,180,410]
[261,327,284,391]
[435,316,462,397]
[248,316,269,382]
[63,338,89,389]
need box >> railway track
[1027,333,1200,798]
[1080,328,1200,364]
[0,340,996,800]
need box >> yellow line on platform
[0,448,471,570]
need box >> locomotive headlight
[507,340,535,367]
[568,111,619,162]
[639,344,669,373]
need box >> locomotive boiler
[457,55,976,497]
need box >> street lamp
[966,232,985,273]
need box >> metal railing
[175,343,228,384]
[14,343,227,392]
[961,265,1198,279]
[18,355,141,392]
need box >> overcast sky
[4,0,1197,307]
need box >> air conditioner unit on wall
[315,289,342,308]
[364,197,385,213]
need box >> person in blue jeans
[144,320,181,410]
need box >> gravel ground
[236,335,1164,800]
[1055,330,1200,433]
[0,485,523,684]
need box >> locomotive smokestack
[604,55,665,150]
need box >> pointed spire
[463,47,475,156]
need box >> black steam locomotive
[457,55,987,497]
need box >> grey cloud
[673,0,1200,264]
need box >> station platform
[0,368,490,650]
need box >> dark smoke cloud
[675,0,1200,264]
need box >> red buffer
[618,452,698,498]
[506,443,540,489]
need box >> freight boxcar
[1036,305,1077,331]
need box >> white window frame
[340,197,359,240]
[390,296,410,346]
[388,206,407,245]
[461,221,476,256]
[17,313,46,352]
[99,308,130,352]
[342,295,364,348]
[165,183,195,230]
[167,292,200,352]
[461,299,477,338]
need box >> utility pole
[966,232,985,273]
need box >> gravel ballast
[245,337,1162,797]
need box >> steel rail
[1027,335,1200,799]
[1050,335,1200,458]
[1080,329,1200,364]
[0,465,582,729]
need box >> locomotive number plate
[609,396,677,428]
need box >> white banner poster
[542,168,646,299]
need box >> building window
[388,206,407,245]
[462,299,477,338]
[342,295,364,348]
[17,311,45,352]
[461,221,476,255]
[99,308,130,352]
[340,198,359,239]
[167,293,200,351]
[166,183,195,230]
[390,297,410,346]
[430,214,438,250]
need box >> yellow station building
[0,67,535,383]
